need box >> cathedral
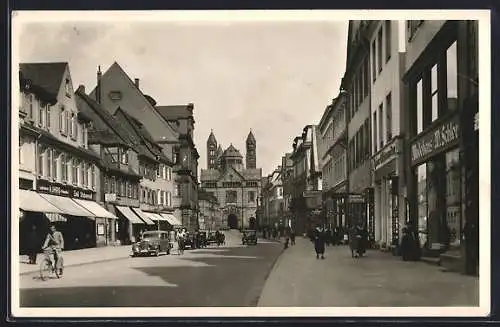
[200,130,262,230]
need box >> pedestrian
[27,225,39,264]
[313,225,326,259]
[290,228,296,246]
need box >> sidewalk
[257,237,479,307]
[19,245,132,275]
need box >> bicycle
[39,248,63,281]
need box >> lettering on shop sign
[37,179,95,200]
[373,138,401,171]
[411,114,460,166]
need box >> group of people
[308,223,369,259]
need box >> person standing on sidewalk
[313,225,326,259]
[27,225,40,264]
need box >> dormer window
[108,91,122,101]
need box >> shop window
[446,41,458,103]
[446,149,461,246]
[386,92,392,141]
[416,163,428,247]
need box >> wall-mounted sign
[410,114,460,166]
[37,179,95,201]
[373,137,402,171]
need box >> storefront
[409,112,461,255]
[372,137,403,248]
[33,179,117,250]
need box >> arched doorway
[227,214,238,229]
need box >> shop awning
[145,212,168,221]
[160,213,182,226]
[39,193,95,218]
[19,190,64,214]
[73,199,117,219]
[115,206,144,225]
[131,208,156,225]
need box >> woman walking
[313,226,326,259]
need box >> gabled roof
[113,108,158,162]
[19,62,68,104]
[200,168,220,181]
[91,61,179,142]
[155,104,194,121]
[240,168,262,181]
[75,86,134,149]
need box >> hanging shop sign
[410,113,460,166]
[373,137,402,171]
[37,179,95,201]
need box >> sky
[17,17,348,176]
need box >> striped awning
[160,213,182,226]
[145,212,168,221]
[19,190,64,214]
[115,206,144,225]
[131,208,156,225]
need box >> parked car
[207,231,218,245]
[242,230,258,245]
[132,230,172,257]
[183,233,196,249]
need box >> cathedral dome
[223,144,243,158]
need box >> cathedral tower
[246,129,256,169]
[207,130,218,169]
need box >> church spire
[246,129,256,169]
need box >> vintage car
[132,230,172,257]
[207,231,218,245]
[183,232,196,249]
[242,230,258,245]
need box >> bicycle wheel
[39,260,51,281]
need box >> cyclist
[42,223,65,276]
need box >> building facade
[89,63,187,228]
[280,153,294,229]
[341,21,374,239]
[18,62,116,252]
[289,125,322,235]
[200,131,262,230]
[198,189,221,230]
[369,20,407,250]
[402,20,478,274]
[318,94,349,230]
[155,104,200,231]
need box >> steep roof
[75,86,134,148]
[207,130,217,144]
[246,129,256,143]
[19,62,68,103]
[155,104,194,121]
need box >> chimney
[96,65,102,104]
[134,78,140,89]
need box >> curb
[254,241,287,306]
[20,254,132,276]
